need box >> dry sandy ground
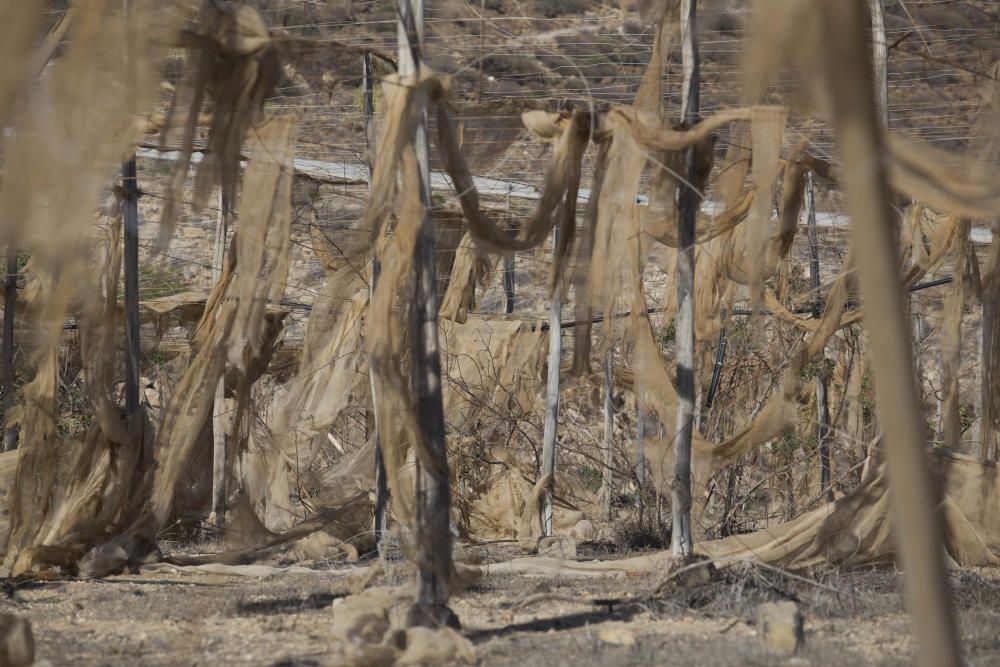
[4,546,1000,666]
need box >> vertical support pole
[636,389,645,487]
[210,190,229,526]
[398,0,454,627]
[672,0,699,559]
[540,227,562,536]
[503,185,515,315]
[122,0,140,419]
[981,225,998,459]
[807,173,834,501]
[2,246,17,452]
[819,3,959,665]
[703,324,727,415]
[477,0,486,96]
[600,350,614,522]
[122,156,140,416]
[870,0,888,126]
[363,51,390,543]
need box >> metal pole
[398,0,454,627]
[704,325,727,413]
[672,0,699,559]
[540,226,562,536]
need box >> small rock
[537,535,576,559]
[289,531,358,562]
[598,625,637,647]
[331,588,397,644]
[757,601,804,656]
[0,613,34,667]
[396,627,475,666]
[569,519,595,541]
[78,540,128,579]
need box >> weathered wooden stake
[398,0,454,626]
[363,51,390,542]
[210,190,229,525]
[122,156,140,416]
[600,350,614,521]
[807,173,834,501]
[2,246,17,452]
[503,184,515,314]
[672,0,699,559]
[541,227,562,536]
[870,0,888,125]
[636,388,645,487]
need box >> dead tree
[672,0,699,559]
[398,0,455,628]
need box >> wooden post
[363,51,390,543]
[503,185,515,314]
[600,350,614,521]
[121,0,140,419]
[672,0,699,559]
[209,190,229,526]
[540,227,562,536]
[398,0,455,627]
[2,246,17,452]
[981,230,998,459]
[820,2,960,665]
[122,156,140,416]
[870,0,888,125]
[807,173,834,501]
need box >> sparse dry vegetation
[0,0,995,665]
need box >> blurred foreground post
[819,2,960,665]
[398,0,455,627]
[672,0,699,559]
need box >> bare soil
[7,544,1000,666]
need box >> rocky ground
[7,541,1000,666]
